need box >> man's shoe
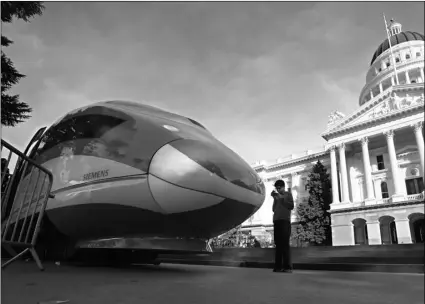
[273,268,284,272]
[282,269,293,273]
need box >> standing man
[272,179,294,273]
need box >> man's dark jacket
[272,191,294,222]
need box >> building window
[406,54,411,60]
[416,52,421,57]
[390,222,398,244]
[410,168,420,176]
[380,217,398,245]
[412,219,425,243]
[395,57,400,63]
[381,182,389,199]
[376,155,385,170]
[386,62,390,68]
[405,178,424,195]
[353,219,368,245]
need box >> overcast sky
[2,2,424,165]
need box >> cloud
[1,2,423,165]
[316,73,363,113]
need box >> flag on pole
[383,13,399,85]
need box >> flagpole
[383,13,400,85]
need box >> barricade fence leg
[30,247,44,271]
[1,248,30,269]
[1,139,54,272]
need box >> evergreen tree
[294,160,332,246]
[1,2,45,127]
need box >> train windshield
[35,114,126,164]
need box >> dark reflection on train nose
[169,139,264,195]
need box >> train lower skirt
[45,199,257,243]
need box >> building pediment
[397,145,420,165]
[322,84,424,140]
[397,145,418,155]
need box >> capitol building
[243,20,425,246]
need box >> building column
[366,221,382,245]
[291,172,299,222]
[384,130,404,200]
[358,178,365,201]
[329,146,340,204]
[379,82,383,93]
[411,122,424,180]
[283,175,291,191]
[338,143,350,203]
[391,76,395,86]
[359,137,375,201]
[370,90,374,99]
[405,70,411,84]
[291,172,298,199]
[394,219,412,244]
[420,68,424,83]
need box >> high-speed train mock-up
[5,100,265,261]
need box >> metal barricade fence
[1,139,54,271]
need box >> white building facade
[244,20,425,246]
[242,148,331,243]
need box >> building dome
[370,31,424,66]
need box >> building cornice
[253,166,266,173]
[397,150,419,159]
[323,104,423,141]
[325,87,391,136]
[253,150,329,174]
[240,224,273,229]
[241,222,300,229]
[329,199,424,214]
[322,85,424,141]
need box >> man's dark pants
[273,219,292,270]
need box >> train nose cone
[148,139,265,236]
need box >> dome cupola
[388,19,402,36]
[359,18,424,106]
[370,19,424,66]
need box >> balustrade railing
[382,198,391,204]
[406,192,424,201]
[373,192,423,205]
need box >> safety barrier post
[1,139,54,271]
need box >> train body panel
[8,100,266,253]
[41,155,145,192]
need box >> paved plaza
[1,261,424,304]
